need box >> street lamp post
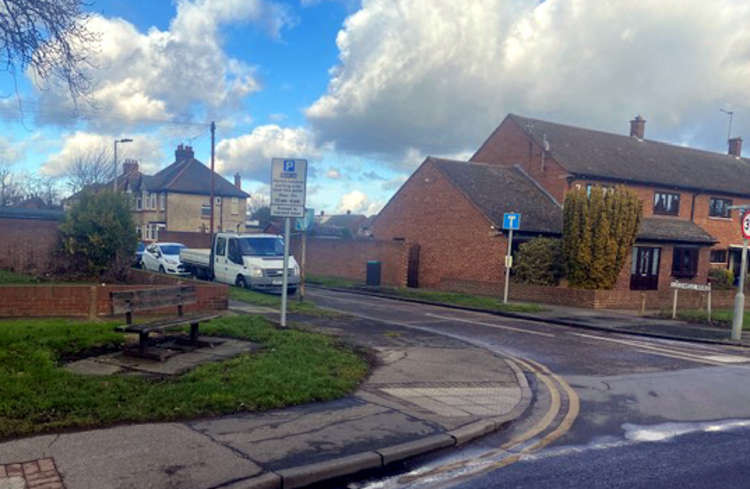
[113,138,133,191]
[727,204,750,341]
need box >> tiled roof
[637,217,716,244]
[120,159,248,198]
[503,114,750,197]
[430,157,563,234]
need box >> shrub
[58,190,137,281]
[513,237,565,286]
[562,185,642,289]
[708,268,734,290]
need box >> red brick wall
[471,117,571,202]
[0,270,227,318]
[291,237,409,287]
[371,161,506,288]
[158,231,212,248]
[0,217,60,274]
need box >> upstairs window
[654,192,680,215]
[672,247,698,278]
[710,249,728,264]
[159,193,166,211]
[231,197,239,215]
[709,198,732,218]
[201,203,211,218]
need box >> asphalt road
[305,288,750,489]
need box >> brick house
[372,114,750,293]
[115,145,249,241]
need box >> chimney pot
[234,172,241,189]
[122,159,139,175]
[729,137,743,157]
[175,144,195,161]
[630,115,646,139]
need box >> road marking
[570,332,750,365]
[425,313,556,338]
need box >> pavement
[0,308,531,489]
[309,285,750,347]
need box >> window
[654,192,680,215]
[201,203,211,218]
[231,197,239,215]
[136,194,142,210]
[585,183,613,197]
[135,225,141,238]
[150,193,157,210]
[215,237,226,256]
[160,193,166,211]
[710,249,728,264]
[709,198,732,218]
[672,247,699,278]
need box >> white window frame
[231,197,239,215]
[150,193,157,210]
[160,193,166,211]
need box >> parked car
[180,233,299,293]
[134,241,146,268]
[141,242,188,275]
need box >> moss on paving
[0,315,367,439]
[228,286,342,318]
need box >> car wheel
[287,287,297,295]
[159,265,165,274]
[236,275,247,288]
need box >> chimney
[320,210,324,216]
[175,144,194,161]
[630,115,646,139]
[234,172,241,190]
[122,159,139,175]
[729,137,743,157]
[346,209,351,215]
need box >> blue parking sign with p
[283,160,296,172]
[503,212,520,230]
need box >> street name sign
[503,212,520,230]
[670,281,711,292]
[271,158,307,218]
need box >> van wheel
[159,265,165,274]
[287,287,297,295]
[236,276,247,288]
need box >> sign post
[732,210,750,340]
[271,158,307,327]
[294,209,314,302]
[502,213,520,304]
[670,281,711,321]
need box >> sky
[3,0,750,215]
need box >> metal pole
[503,229,513,304]
[707,283,712,323]
[112,140,118,191]
[299,231,307,302]
[210,121,216,236]
[281,217,291,327]
[732,238,747,340]
[672,288,678,319]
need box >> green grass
[0,315,367,439]
[658,308,750,330]
[306,274,544,313]
[228,286,341,317]
[0,270,39,284]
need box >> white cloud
[42,131,165,177]
[326,167,342,179]
[31,0,293,128]
[307,0,750,161]
[215,125,323,181]
[337,189,383,215]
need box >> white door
[143,245,158,271]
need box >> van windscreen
[238,237,284,257]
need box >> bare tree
[0,165,22,206]
[0,0,97,101]
[64,145,111,194]
[22,172,61,207]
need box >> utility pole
[210,121,216,236]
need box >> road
[305,288,750,489]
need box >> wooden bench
[111,286,220,360]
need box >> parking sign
[271,158,307,218]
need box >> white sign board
[742,211,750,239]
[670,281,711,292]
[271,158,307,218]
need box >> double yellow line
[398,356,579,486]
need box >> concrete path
[0,314,529,489]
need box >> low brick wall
[0,270,227,318]
[291,237,409,287]
[438,277,742,311]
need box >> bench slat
[111,286,197,314]
[116,313,220,334]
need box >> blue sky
[3,0,750,216]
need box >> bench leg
[139,331,149,355]
[190,323,199,344]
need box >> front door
[630,246,661,290]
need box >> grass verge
[306,274,545,314]
[0,315,367,439]
[657,308,750,330]
[228,286,341,317]
[0,270,40,284]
